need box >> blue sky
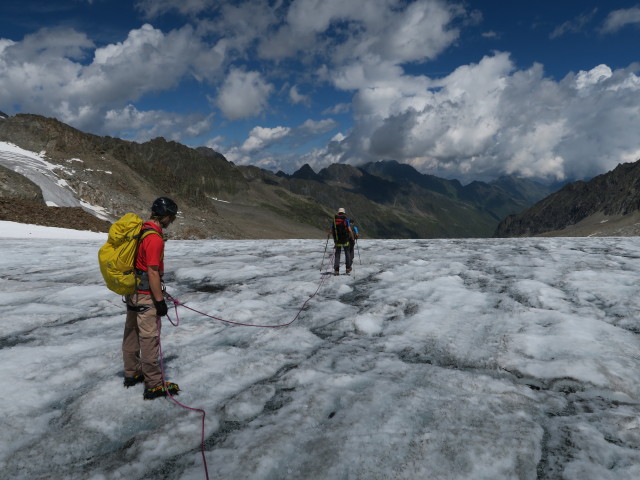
[1,0,640,182]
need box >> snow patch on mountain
[0,142,111,219]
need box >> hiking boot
[143,382,180,400]
[123,374,144,388]
[346,267,352,274]
[334,270,340,276]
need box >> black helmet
[151,197,178,217]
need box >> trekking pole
[320,234,330,271]
[356,239,362,265]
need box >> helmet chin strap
[160,215,175,228]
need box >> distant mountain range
[276,160,559,238]
[0,113,560,239]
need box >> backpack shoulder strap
[134,228,163,267]
[133,228,164,290]
[139,228,161,241]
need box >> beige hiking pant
[122,293,163,389]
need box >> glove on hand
[154,299,168,317]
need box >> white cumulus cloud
[104,105,212,142]
[289,85,310,106]
[601,6,640,33]
[2,0,639,183]
[0,24,221,140]
[216,69,274,120]
[305,54,640,182]
[241,126,291,153]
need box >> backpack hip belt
[135,268,151,292]
[135,269,165,293]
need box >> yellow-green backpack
[98,213,160,295]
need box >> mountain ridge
[495,159,640,237]
[0,113,557,239]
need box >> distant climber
[330,207,353,275]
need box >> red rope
[165,275,331,328]
[157,318,210,479]
[155,255,335,479]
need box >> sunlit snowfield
[2,236,640,479]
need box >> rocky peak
[291,164,323,181]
